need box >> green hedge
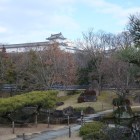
[82,131,108,140]
[0,90,58,114]
[79,121,108,140]
[80,121,104,136]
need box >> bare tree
[76,29,111,95]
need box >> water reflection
[102,116,140,140]
[131,118,140,140]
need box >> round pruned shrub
[78,96,85,103]
[77,89,97,103]
[79,121,106,139]
[79,121,103,136]
[84,89,96,96]
[85,106,95,114]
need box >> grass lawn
[57,90,117,112]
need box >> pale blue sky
[0,0,140,44]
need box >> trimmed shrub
[83,131,108,140]
[80,121,108,140]
[0,90,58,114]
[84,89,96,96]
[79,121,104,136]
[78,96,85,103]
[85,106,95,114]
[77,89,97,103]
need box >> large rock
[63,106,74,116]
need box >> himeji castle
[0,32,74,53]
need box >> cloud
[1,0,139,43]
[47,14,80,30]
[84,0,140,25]
[0,0,80,43]
[0,26,7,33]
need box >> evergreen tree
[128,14,140,48]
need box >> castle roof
[46,32,66,40]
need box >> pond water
[101,112,140,140]
[103,116,140,127]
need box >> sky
[0,0,140,44]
